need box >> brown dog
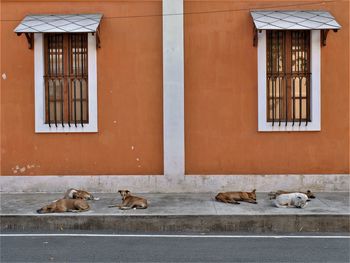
[268,190,315,200]
[215,189,257,204]
[63,188,99,201]
[108,190,148,210]
[37,199,90,213]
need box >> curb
[2,214,349,233]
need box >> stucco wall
[1,0,349,176]
[184,0,349,174]
[1,0,164,175]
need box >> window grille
[44,33,88,127]
[266,30,311,126]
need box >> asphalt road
[1,233,349,263]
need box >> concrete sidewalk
[1,192,349,233]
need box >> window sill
[258,122,320,132]
[35,124,97,133]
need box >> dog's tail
[108,204,120,208]
[119,206,133,210]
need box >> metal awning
[251,11,341,46]
[14,14,103,48]
[250,10,341,30]
[14,14,102,33]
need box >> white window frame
[34,33,98,133]
[257,30,321,132]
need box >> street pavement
[1,232,349,262]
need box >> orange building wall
[1,0,164,175]
[184,0,349,174]
[1,0,349,176]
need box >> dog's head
[248,189,257,201]
[118,190,131,200]
[294,193,308,208]
[73,190,94,200]
[305,190,316,199]
[36,203,56,214]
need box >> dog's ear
[307,190,311,193]
[118,190,122,193]
[126,190,130,194]
[252,189,256,193]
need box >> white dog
[274,193,309,208]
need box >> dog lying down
[63,188,100,201]
[215,189,257,204]
[37,199,90,213]
[274,193,309,208]
[269,190,315,200]
[108,190,148,210]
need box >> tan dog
[63,188,99,201]
[268,190,315,200]
[37,199,90,213]
[215,189,257,204]
[108,190,148,210]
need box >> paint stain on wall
[12,164,39,175]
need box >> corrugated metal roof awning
[250,10,341,30]
[14,14,103,49]
[14,14,102,33]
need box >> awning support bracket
[253,26,261,47]
[92,26,101,48]
[17,32,34,49]
[321,29,338,46]
[321,30,329,46]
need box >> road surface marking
[1,234,349,238]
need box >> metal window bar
[298,31,302,126]
[68,34,71,127]
[44,33,88,127]
[267,30,311,125]
[61,34,64,127]
[80,34,84,127]
[284,31,287,127]
[46,36,51,127]
[73,35,77,127]
[68,34,89,127]
[54,34,58,127]
[277,31,280,126]
[292,32,295,126]
[53,35,57,127]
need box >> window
[34,32,98,133]
[266,30,311,125]
[257,30,321,132]
[14,14,102,133]
[44,33,89,127]
[252,10,342,132]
